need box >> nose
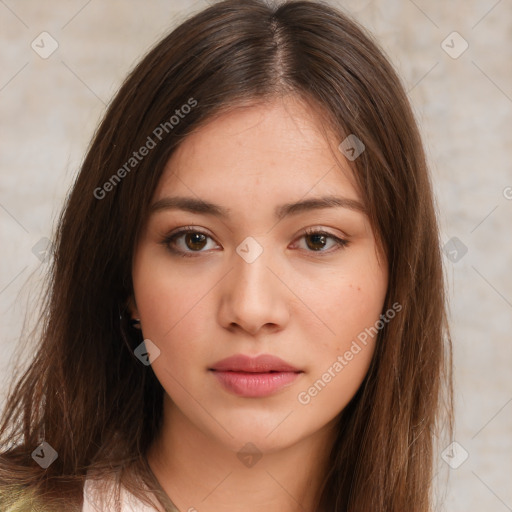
[217,244,290,337]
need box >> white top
[82,475,167,512]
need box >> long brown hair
[0,1,453,510]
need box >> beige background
[1,1,511,510]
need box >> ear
[126,295,140,320]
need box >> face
[129,96,388,454]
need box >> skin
[129,95,388,512]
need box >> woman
[0,0,453,510]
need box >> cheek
[303,283,381,405]
[131,249,198,357]
[294,250,387,417]
[309,251,388,355]
[132,245,207,335]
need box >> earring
[130,318,141,329]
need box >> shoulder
[82,474,166,512]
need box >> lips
[209,354,303,398]
[209,354,301,373]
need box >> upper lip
[209,354,302,373]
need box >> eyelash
[161,226,349,258]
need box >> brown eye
[162,228,217,257]
[297,229,349,255]
[183,232,208,251]
[305,232,329,251]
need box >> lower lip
[210,370,302,397]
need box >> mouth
[209,353,302,373]
[209,354,303,397]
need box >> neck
[146,393,337,512]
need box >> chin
[204,410,314,454]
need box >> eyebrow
[149,194,366,220]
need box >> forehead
[153,96,360,207]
